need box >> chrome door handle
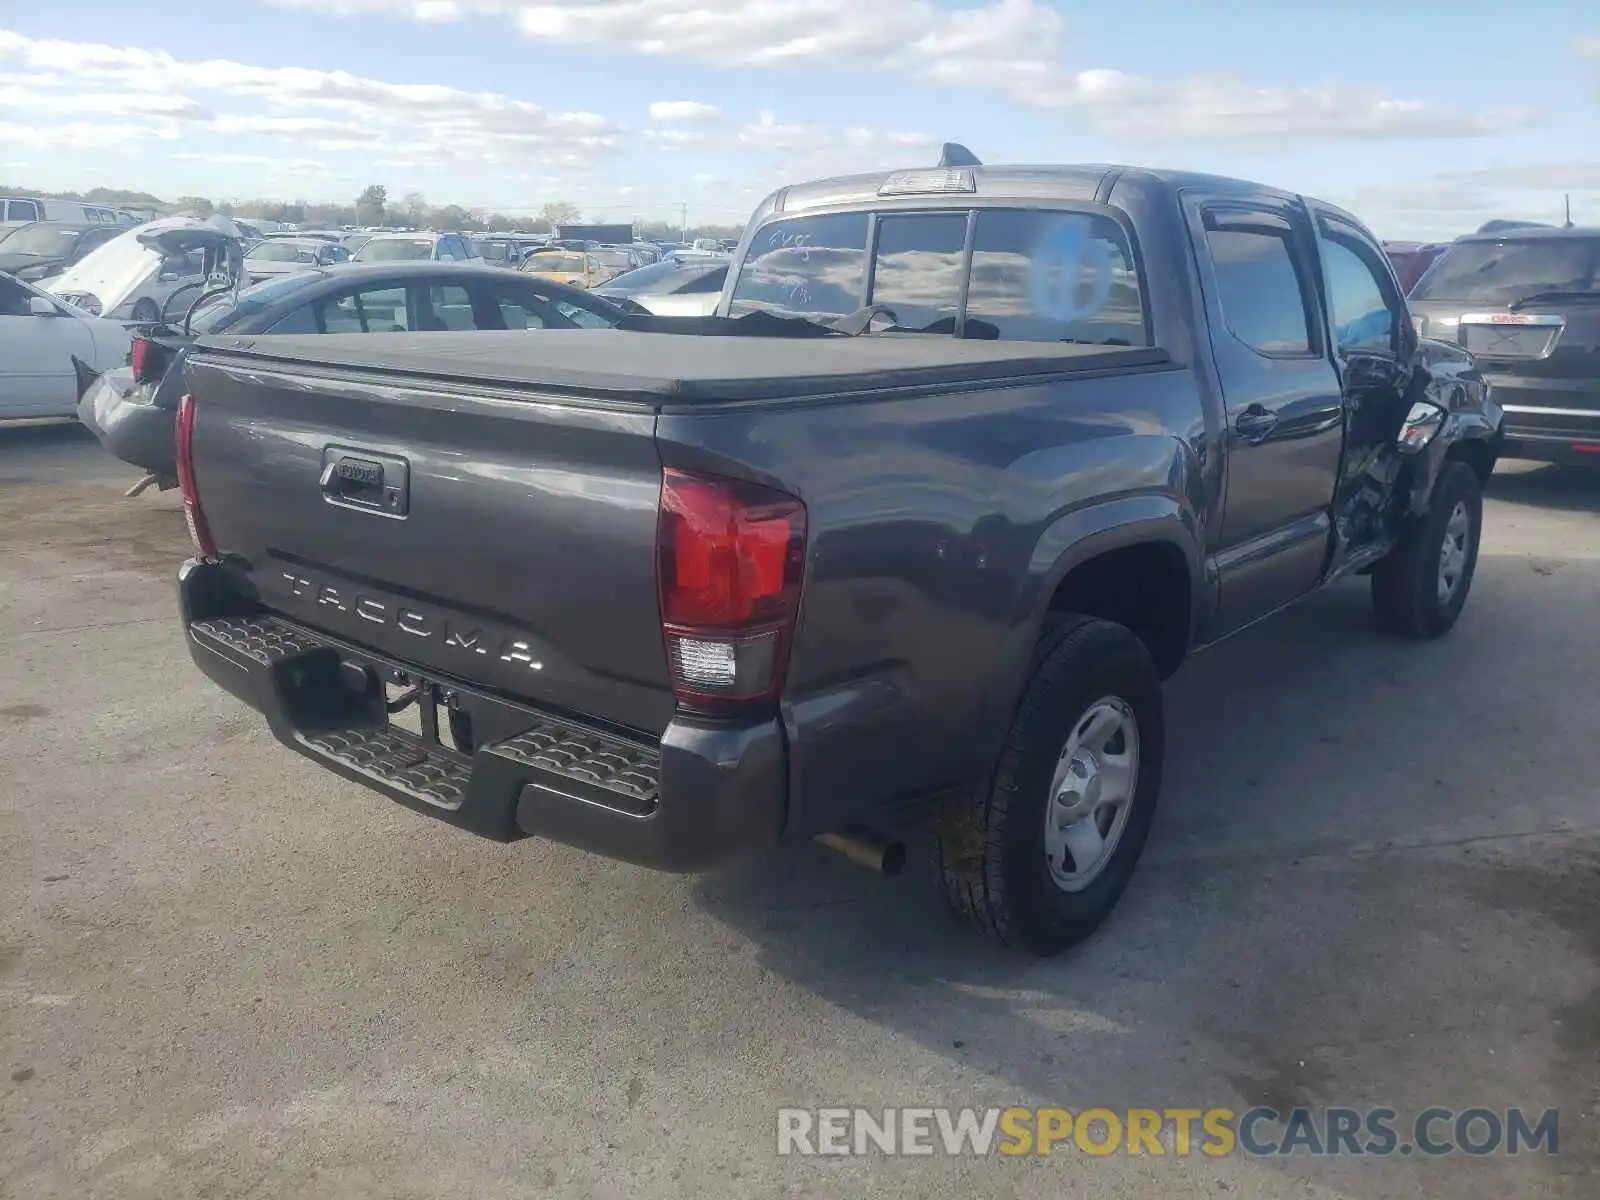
[1235,406,1278,440]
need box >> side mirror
[28,296,59,318]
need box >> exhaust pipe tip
[816,827,906,876]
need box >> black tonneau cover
[192,328,1170,405]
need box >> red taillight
[657,469,807,711]
[130,335,153,383]
[129,334,172,385]
[175,393,218,560]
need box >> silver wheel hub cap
[1044,697,1139,892]
[1437,501,1471,606]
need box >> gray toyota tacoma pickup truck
[175,151,1502,954]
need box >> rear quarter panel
[656,364,1208,837]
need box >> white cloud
[738,111,931,154]
[0,85,210,120]
[1037,71,1536,147]
[0,119,177,150]
[173,151,329,173]
[264,0,1537,146]
[648,99,719,122]
[1438,162,1600,191]
[1327,162,1600,241]
[0,29,621,169]
[644,128,701,147]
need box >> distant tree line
[1,179,743,240]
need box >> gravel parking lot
[2,426,1596,1200]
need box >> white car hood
[46,214,243,313]
[46,244,159,312]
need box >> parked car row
[7,172,1595,474]
[0,195,144,225]
[73,262,625,485]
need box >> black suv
[1408,228,1599,465]
[0,221,123,282]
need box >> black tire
[936,615,1165,956]
[1371,461,1483,639]
[131,298,160,323]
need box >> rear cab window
[727,206,1148,345]
[728,213,870,320]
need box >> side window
[78,228,119,257]
[1320,231,1400,356]
[490,284,550,331]
[967,209,1147,345]
[161,249,204,280]
[8,200,40,221]
[1202,214,1317,357]
[728,212,870,319]
[870,213,966,332]
[0,275,32,317]
[680,267,727,294]
[262,304,319,335]
[424,284,474,331]
[318,285,410,334]
[554,298,613,329]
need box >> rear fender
[980,492,1205,735]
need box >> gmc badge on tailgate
[319,446,411,517]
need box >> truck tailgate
[183,351,675,736]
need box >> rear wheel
[936,615,1165,956]
[1371,461,1483,638]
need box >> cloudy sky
[1,1,1596,238]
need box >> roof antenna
[937,142,982,168]
[1563,193,1574,229]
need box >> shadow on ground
[1489,460,1599,515]
[689,465,1599,1198]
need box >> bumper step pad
[188,612,659,824]
[191,615,326,666]
[300,726,471,811]
[494,719,659,816]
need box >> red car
[1383,241,1452,294]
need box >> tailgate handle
[319,448,410,517]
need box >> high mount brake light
[175,393,217,560]
[656,469,807,712]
